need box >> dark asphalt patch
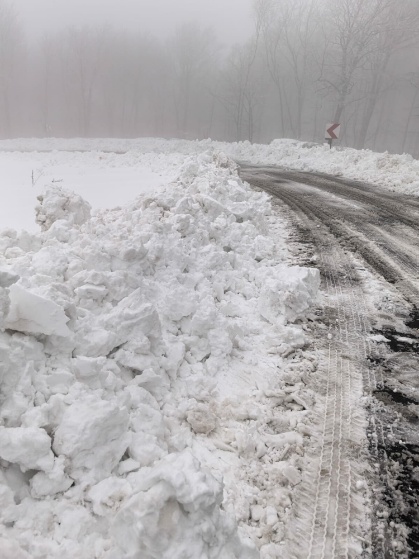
[407,308,419,330]
[380,440,419,557]
[370,324,419,558]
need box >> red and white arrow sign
[325,123,341,140]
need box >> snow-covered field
[0,150,183,232]
[0,144,321,558]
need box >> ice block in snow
[5,283,71,337]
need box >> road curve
[240,164,419,559]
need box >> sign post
[325,123,341,148]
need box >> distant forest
[1,0,419,154]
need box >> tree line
[1,0,419,154]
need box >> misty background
[1,0,419,154]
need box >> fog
[2,0,419,155]
[12,0,254,45]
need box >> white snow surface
[0,148,178,231]
[0,147,321,558]
[1,136,419,196]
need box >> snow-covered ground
[0,150,184,232]
[2,135,413,557]
[1,137,418,197]
[0,144,321,558]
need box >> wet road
[241,165,419,307]
[240,164,419,559]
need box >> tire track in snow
[255,184,369,558]
[300,242,367,559]
[240,167,415,559]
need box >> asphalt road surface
[240,164,419,559]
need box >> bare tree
[2,1,419,152]
[216,41,266,142]
[355,0,419,148]
[169,23,218,138]
[37,33,57,135]
[62,26,108,137]
[258,0,318,139]
[257,0,289,136]
[319,0,392,124]
[0,1,22,137]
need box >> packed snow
[0,146,321,558]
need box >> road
[240,164,419,559]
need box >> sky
[12,0,255,46]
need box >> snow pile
[226,138,419,196]
[0,150,319,558]
[35,187,92,231]
[1,136,419,196]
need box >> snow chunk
[5,283,71,337]
[259,266,320,324]
[270,461,302,486]
[0,268,19,288]
[187,404,217,434]
[109,450,258,559]
[0,288,11,330]
[128,432,166,467]
[35,185,91,231]
[396,336,416,344]
[368,334,390,343]
[0,427,54,472]
[0,538,31,559]
[162,285,197,321]
[212,150,238,172]
[52,399,130,482]
[30,456,73,497]
[87,476,132,516]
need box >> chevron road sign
[325,123,341,140]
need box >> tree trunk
[401,89,419,153]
